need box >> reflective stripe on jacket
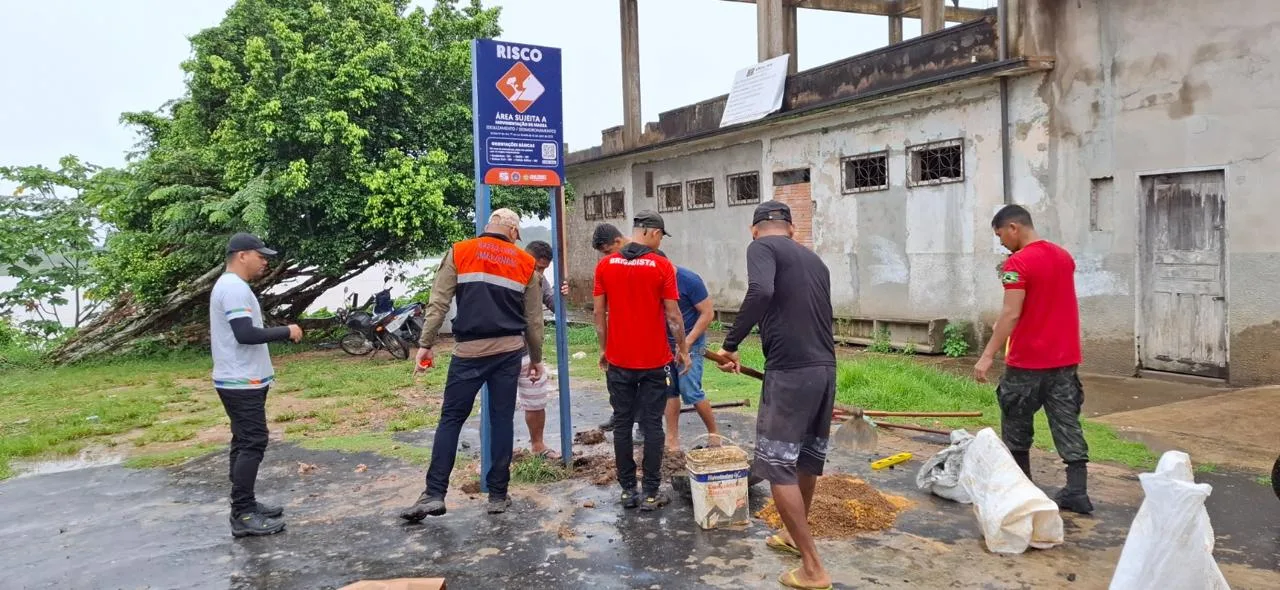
[450,233,537,342]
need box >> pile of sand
[755,474,912,538]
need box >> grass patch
[296,433,432,465]
[124,444,221,469]
[1257,475,1272,487]
[133,424,198,446]
[510,454,567,485]
[1194,462,1218,474]
[386,407,440,432]
[833,356,1154,469]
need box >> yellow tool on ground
[870,452,913,470]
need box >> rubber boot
[1011,450,1032,481]
[1055,461,1095,514]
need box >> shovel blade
[831,415,878,453]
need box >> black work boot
[487,494,512,514]
[1054,461,1095,515]
[230,511,286,538]
[400,491,446,522]
[1011,450,1032,481]
[640,490,670,512]
[620,488,640,509]
[254,502,283,518]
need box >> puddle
[12,447,124,477]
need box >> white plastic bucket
[686,435,751,530]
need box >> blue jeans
[425,349,522,499]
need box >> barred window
[686,178,715,210]
[907,139,963,187]
[583,194,603,220]
[657,183,683,213]
[604,191,625,219]
[727,172,761,206]
[841,151,889,193]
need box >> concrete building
[563,0,1280,386]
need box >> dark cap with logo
[226,232,278,257]
[633,210,671,236]
[752,201,792,225]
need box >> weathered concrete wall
[563,164,630,304]
[564,0,1280,384]
[1021,0,1280,383]
[629,143,763,303]
[767,84,1005,322]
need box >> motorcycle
[335,291,410,360]
[369,286,423,345]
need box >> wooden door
[1139,171,1228,378]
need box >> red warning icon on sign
[496,62,545,114]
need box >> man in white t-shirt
[209,232,302,537]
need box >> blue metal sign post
[471,39,571,492]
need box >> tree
[0,157,104,339]
[52,0,550,363]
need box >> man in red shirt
[975,204,1093,514]
[593,211,691,511]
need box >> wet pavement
[2,380,1278,589]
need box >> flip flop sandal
[765,534,802,557]
[778,568,833,590]
[534,449,561,460]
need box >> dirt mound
[755,474,911,538]
[573,429,607,445]
[570,448,686,486]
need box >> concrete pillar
[782,4,798,74]
[757,0,786,64]
[921,0,945,34]
[619,0,641,149]
[888,0,904,44]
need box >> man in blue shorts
[653,251,720,450]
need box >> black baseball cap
[752,201,792,225]
[226,232,278,257]
[633,210,671,236]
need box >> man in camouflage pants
[974,205,1093,515]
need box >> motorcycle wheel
[340,331,374,356]
[1272,454,1279,501]
[380,332,410,360]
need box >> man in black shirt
[717,201,835,590]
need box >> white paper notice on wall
[719,54,790,128]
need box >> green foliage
[300,307,336,319]
[86,0,550,304]
[510,454,567,484]
[0,156,105,338]
[943,321,971,358]
[0,318,43,371]
[867,326,894,353]
[708,320,724,332]
[900,342,917,356]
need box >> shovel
[830,410,881,453]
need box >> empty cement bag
[958,428,1064,554]
[1109,451,1229,590]
[916,428,976,503]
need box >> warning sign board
[472,40,564,187]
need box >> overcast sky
[0,0,994,187]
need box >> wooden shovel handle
[701,348,765,380]
[835,404,982,418]
[874,422,951,436]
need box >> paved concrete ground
[2,378,1277,589]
